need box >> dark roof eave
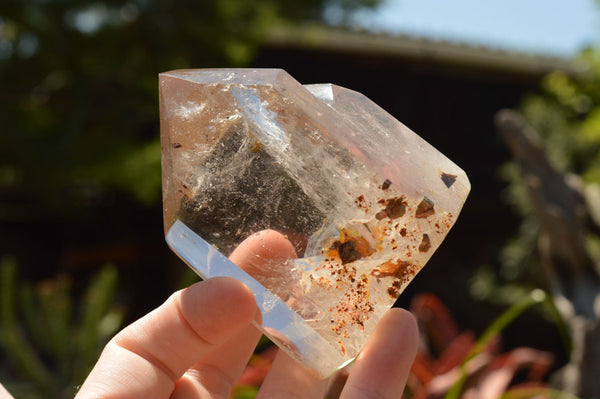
[264,25,584,78]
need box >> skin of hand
[75,230,419,399]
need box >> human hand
[76,230,418,399]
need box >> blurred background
[2,0,600,398]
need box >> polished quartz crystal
[159,69,470,378]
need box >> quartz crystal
[159,69,470,378]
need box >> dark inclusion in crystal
[337,241,362,264]
[178,122,326,255]
[415,197,435,218]
[385,196,407,219]
[441,172,457,188]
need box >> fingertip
[356,307,419,366]
[227,230,298,303]
[341,307,419,398]
[384,307,419,351]
[385,309,419,376]
[179,277,258,342]
[229,229,297,267]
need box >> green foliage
[490,51,600,291]
[520,63,600,179]
[0,0,382,218]
[233,385,260,399]
[0,257,123,399]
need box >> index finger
[75,277,258,399]
[340,308,418,399]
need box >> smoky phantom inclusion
[160,69,470,378]
[178,121,325,255]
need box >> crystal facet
[159,69,470,378]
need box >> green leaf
[74,264,120,382]
[232,385,260,399]
[0,257,54,392]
